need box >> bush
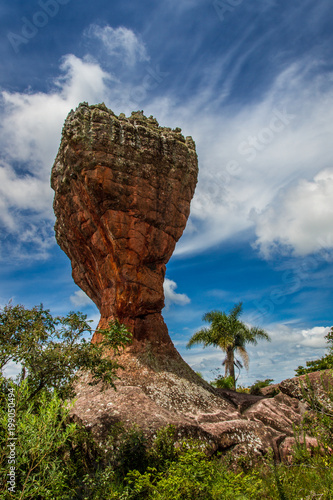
[296,327,333,375]
[148,424,179,470]
[0,380,77,499]
[0,303,132,402]
[210,375,235,390]
[249,379,274,395]
[295,354,333,375]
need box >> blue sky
[1,0,333,385]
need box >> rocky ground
[70,349,332,462]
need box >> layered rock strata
[51,103,198,351]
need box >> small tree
[0,303,132,402]
[296,327,333,375]
[186,303,270,389]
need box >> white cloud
[0,25,151,260]
[0,54,112,259]
[70,290,94,308]
[86,25,149,66]
[1,55,111,170]
[163,279,191,310]
[252,168,333,257]
[0,161,52,230]
[269,323,330,350]
[144,60,333,258]
[240,322,331,384]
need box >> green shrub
[296,327,333,375]
[103,424,149,478]
[148,424,179,470]
[249,379,274,395]
[0,380,77,499]
[295,354,333,375]
[150,446,215,500]
[121,469,157,500]
[210,375,235,389]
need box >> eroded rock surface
[51,103,327,462]
[51,102,198,350]
[72,366,331,462]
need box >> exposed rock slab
[71,361,330,462]
[279,370,333,410]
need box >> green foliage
[295,353,333,375]
[0,380,77,499]
[112,425,148,477]
[0,303,132,402]
[297,373,333,451]
[249,379,274,395]
[148,424,179,470]
[153,446,215,500]
[2,303,333,499]
[210,375,235,389]
[122,445,264,500]
[296,327,333,375]
[121,469,157,499]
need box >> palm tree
[186,302,270,389]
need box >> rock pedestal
[51,103,198,351]
[51,103,324,462]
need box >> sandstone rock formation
[51,103,327,462]
[51,102,198,351]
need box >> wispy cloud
[150,60,333,259]
[85,25,149,66]
[70,290,94,308]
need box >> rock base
[71,354,331,462]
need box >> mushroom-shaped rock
[51,103,198,351]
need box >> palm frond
[186,328,214,349]
[236,345,249,370]
[248,327,271,344]
[230,302,243,320]
[202,310,225,323]
[234,359,243,369]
